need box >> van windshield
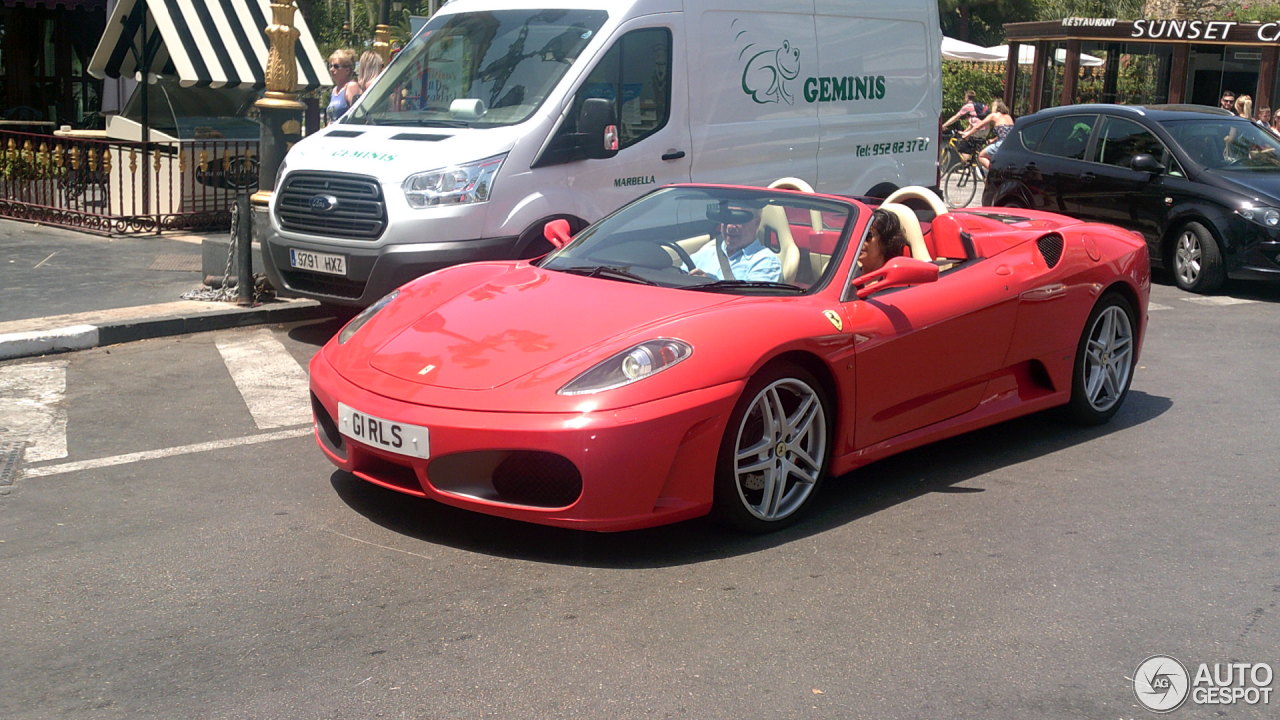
[344,9,607,128]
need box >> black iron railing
[0,130,260,236]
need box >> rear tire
[1171,221,1225,293]
[1064,292,1137,425]
[712,365,830,532]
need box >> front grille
[1037,233,1064,268]
[282,269,368,300]
[277,171,387,240]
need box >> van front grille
[276,172,387,240]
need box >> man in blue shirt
[689,203,782,282]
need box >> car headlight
[403,154,505,209]
[558,339,693,395]
[1237,204,1280,229]
[338,290,400,344]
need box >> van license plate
[290,248,347,276]
[338,403,430,459]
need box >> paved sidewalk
[0,218,333,360]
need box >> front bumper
[262,232,521,307]
[309,351,744,531]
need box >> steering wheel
[662,241,697,271]
[883,185,950,216]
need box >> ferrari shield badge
[823,309,843,331]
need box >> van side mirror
[578,98,619,159]
[543,218,573,249]
[1131,153,1165,174]
[853,257,939,299]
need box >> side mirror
[854,256,939,299]
[578,98,619,160]
[1131,153,1165,174]
[543,218,573,249]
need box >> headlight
[558,339,693,395]
[1237,204,1280,229]
[403,154,505,208]
[338,290,399,344]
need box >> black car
[983,104,1280,292]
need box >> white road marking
[1148,302,1173,311]
[1182,296,1256,307]
[22,427,313,478]
[215,328,312,429]
[0,359,69,462]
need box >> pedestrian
[358,50,385,94]
[1220,90,1237,112]
[326,48,361,122]
[1234,94,1254,120]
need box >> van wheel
[712,365,830,532]
[1171,221,1225,293]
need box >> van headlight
[558,339,693,395]
[403,154,505,208]
[1237,204,1280,229]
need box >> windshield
[540,186,856,294]
[1163,117,1280,171]
[345,9,607,128]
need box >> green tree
[939,0,1038,46]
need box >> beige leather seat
[877,202,931,262]
[759,204,799,283]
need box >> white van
[262,0,941,306]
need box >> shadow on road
[328,390,1173,568]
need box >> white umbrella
[941,36,1008,62]
[986,44,1105,67]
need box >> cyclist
[942,90,989,139]
[962,100,1014,172]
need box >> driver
[689,202,782,282]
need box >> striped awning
[88,0,331,91]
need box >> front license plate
[338,402,430,459]
[289,248,347,276]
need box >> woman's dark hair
[870,209,909,260]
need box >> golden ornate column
[373,24,393,64]
[253,2,307,208]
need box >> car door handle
[662,150,686,161]
[1081,172,1097,182]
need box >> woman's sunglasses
[329,63,352,70]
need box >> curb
[0,299,334,361]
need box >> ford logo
[309,194,339,212]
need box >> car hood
[1203,169,1280,203]
[283,124,520,180]
[360,264,736,392]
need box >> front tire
[941,164,979,208]
[1065,292,1137,425]
[713,365,831,532]
[1172,221,1225,293]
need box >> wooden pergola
[1003,18,1280,112]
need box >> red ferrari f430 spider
[309,183,1150,532]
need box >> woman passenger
[860,209,909,275]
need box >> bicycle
[940,131,989,208]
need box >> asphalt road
[1,276,1277,720]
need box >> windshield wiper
[558,265,656,285]
[688,279,804,294]
[414,119,471,128]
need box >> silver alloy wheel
[1174,229,1202,287]
[1082,304,1135,413]
[732,377,828,522]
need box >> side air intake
[1037,233,1064,268]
